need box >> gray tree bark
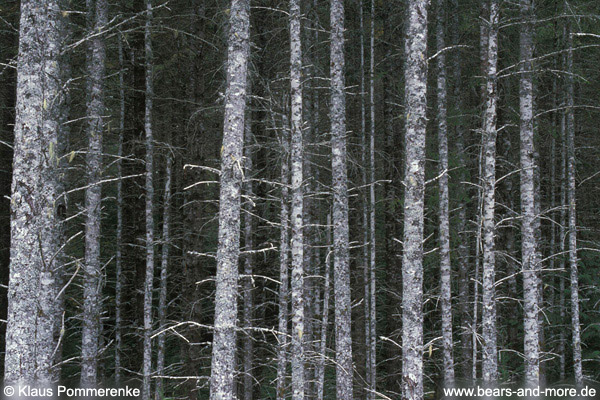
[518,0,540,387]
[402,1,429,399]
[209,0,250,398]
[53,3,71,379]
[565,14,584,387]
[155,151,172,400]
[549,76,558,384]
[316,213,331,400]
[330,0,353,398]
[472,206,481,383]
[368,1,377,396]
[277,116,290,400]
[5,0,65,384]
[241,102,254,400]
[142,1,155,398]
[533,129,545,387]
[435,0,455,387]
[481,0,499,385]
[290,0,305,399]
[480,0,489,99]
[359,3,374,397]
[558,76,567,382]
[359,3,371,396]
[472,208,481,382]
[114,33,125,386]
[81,0,108,386]
[359,1,378,397]
[472,0,491,382]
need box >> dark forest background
[1,0,600,399]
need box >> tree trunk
[5,0,64,384]
[549,75,558,384]
[316,214,331,400]
[533,127,544,387]
[52,3,71,378]
[142,0,155,398]
[330,0,353,398]
[209,2,250,398]
[473,216,481,382]
[290,0,305,399]
[155,151,172,400]
[368,1,377,396]
[558,72,567,382]
[436,0,455,387]
[479,0,489,99]
[241,98,254,400]
[449,0,471,381]
[114,32,125,386]
[519,0,540,386]
[277,114,290,400]
[472,0,491,382]
[402,1,429,399]
[359,3,371,396]
[301,3,318,394]
[81,0,108,386]
[481,0,499,385]
[565,14,583,387]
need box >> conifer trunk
[142,0,155,398]
[209,0,250,398]
[519,0,540,386]
[402,1,429,399]
[436,0,455,386]
[81,0,107,386]
[5,0,65,384]
[481,0,499,385]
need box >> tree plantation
[1,0,600,399]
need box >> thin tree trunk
[436,0,455,387]
[301,4,317,394]
[533,128,545,387]
[359,2,371,396]
[5,0,64,384]
[277,115,291,400]
[316,213,331,400]
[209,0,250,398]
[505,219,519,346]
[549,75,558,383]
[473,206,481,382]
[330,0,353,398]
[449,0,471,380]
[519,0,540,387]
[241,102,254,400]
[290,1,305,398]
[53,3,72,378]
[480,0,489,99]
[558,88,567,382]
[473,215,481,382]
[368,1,377,397]
[81,0,107,386]
[114,32,125,386]
[155,151,172,400]
[565,14,583,387]
[402,1,429,399]
[142,0,155,398]
[309,5,323,389]
[472,0,490,382]
[481,0,499,385]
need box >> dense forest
[0,0,599,399]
